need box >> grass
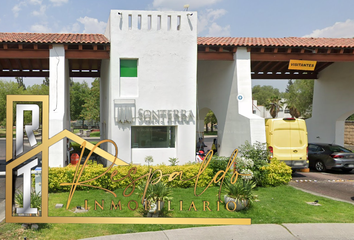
[1,185,354,240]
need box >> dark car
[308,143,354,172]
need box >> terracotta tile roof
[0,32,109,44]
[198,37,354,48]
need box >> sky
[2,0,354,91]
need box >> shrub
[238,141,269,186]
[259,158,292,187]
[48,162,213,193]
[168,157,179,166]
[207,155,229,176]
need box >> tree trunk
[205,124,209,132]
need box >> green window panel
[131,126,176,148]
[120,59,138,77]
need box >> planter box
[224,195,249,211]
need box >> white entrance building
[3,10,354,167]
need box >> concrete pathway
[81,223,354,240]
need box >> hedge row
[48,162,214,193]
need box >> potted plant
[223,179,256,211]
[139,181,172,217]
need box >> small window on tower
[120,59,138,77]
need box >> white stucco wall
[307,62,354,145]
[197,48,266,157]
[102,10,197,165]
[49,45,70,167]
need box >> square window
[120,59,138,77]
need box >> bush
[71,141,99,157]
[259,158,292,187]
[238,141,269,186]
[48,162,214,193]
[207,155,229,176]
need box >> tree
[204,110,217,132]
[0,80,25,126]
[70,80,90,127]
[252,85,280,106]
[283,80,314,118]
[42,77,49,86]
[265,95,283,118]
[24,84,50,124]
[81,78,100,123]
[16,77,26,90]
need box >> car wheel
[342,169,353,173]
[315,160,326,172]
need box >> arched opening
[197,107,218,153]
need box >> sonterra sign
[5,95,250,225]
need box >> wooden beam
[252,72,317,79]
[252,61,265,72]
[18,44,23,50]
[0,50,49,59]
[16,59,23,71]
[70,71,100,77]
[268,62,283,72]
[65,50,110,59]
[0,71,49,77]
[3,44,7,50]
[198,52,234,61]
[251,52,354,62]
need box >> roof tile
[198,37,354,48]
[0,32,109,44]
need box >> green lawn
[1,185,354,240]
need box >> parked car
[308,143,354,172]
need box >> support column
[49,45,69,167]
[219,48,265,156]
[306,62,354,146]
[197,47,266,158]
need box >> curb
[0,200,5,223]
[291,179,350,183]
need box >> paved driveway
[291,170,354,204]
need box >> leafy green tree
[42,77,49,86]
[70,80,90,127]
[81,78,100,123]
[265,95,283,118]
[204,110,217,132]
[283,80,314,118]
[0,80,25,126]
[16,77,26,90]
[23,84,50,124]
[252,85,280,106]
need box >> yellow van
[265,118,309,169]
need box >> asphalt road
[291,170,354,204]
